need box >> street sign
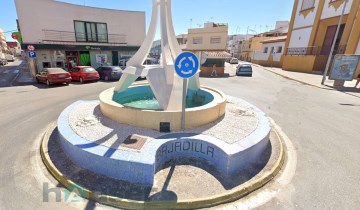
[329,55,360,81]
[175,52,199,79]
[27,45,35,51]
[28,51,37,59]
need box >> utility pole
[321,0,348,85]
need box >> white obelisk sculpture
[114,0,200,111]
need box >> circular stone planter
[57,96,271,186]
[99,85,227,132]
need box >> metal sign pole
[181,78,187,130]
[321,0,348,85]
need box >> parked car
[5,54,15,62]
[69,66,100,83]
[236,64,253,76]
[96,66,123,81]
[36,68,72,86]
[230,58,239,64]
[0,58,8,66]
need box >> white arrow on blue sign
[28,51,37,59]
[175,52,199,79]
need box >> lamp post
[321,0,349,85]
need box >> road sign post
[174,52,199,130]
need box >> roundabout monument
[40,0,286,209]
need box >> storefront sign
[96,54,108,64]
[329,55,360,81]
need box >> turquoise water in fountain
[112,85,214,110]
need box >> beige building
[282,0,360,78]
[15,0,145,73]
[0,28,8,59]
[186,22,231,76]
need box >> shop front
[22,44,140,74]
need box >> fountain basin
[99,84,227,131]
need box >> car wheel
[46,80,51,86]
[80,77,84,83]
[105,75,109,81]
[36,78,40,84]
[66,82,70,86]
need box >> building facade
[6,42,21,56]
[253,36,287,67]
[186,22,231,76]
[239,21,289,63]
[227,34,253,59]
[283,0,360,78]
[0,28,8,59]
[15,0,145,74]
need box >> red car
[69,66,100,83]
[36,68,72,86]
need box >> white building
[228,34,253,59]
[15,0,146,73]
[253,36,287,67]
[283,0,360,76]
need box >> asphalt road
[0,58,23,87]
[0,62,359,209]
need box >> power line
[2,30,17,34]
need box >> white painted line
[13,70,19,74]
[4,70,9,74]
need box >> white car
[5,54,15,62]
[230,58,239,64]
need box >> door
[321,24,345,55]
[69,67,80,80]
[66,56,79,71]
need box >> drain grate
[121,134,147,151]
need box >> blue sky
[0,0,294,41]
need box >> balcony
[285,45,346,56]
[42,29,127,45]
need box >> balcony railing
[42,29,127,44]
[285,45,347,56]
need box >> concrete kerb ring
[40,120,286,209]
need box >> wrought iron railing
[285,45,347,56]
[42,29,127,44]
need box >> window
[264,47,268,53]
[210,36,221,44]
[301,0,315,11]
[43,62,51,68]
[193,37,202,44]
[74,21,108,43]
[56,62,63,68]
[270,47,275,54]
[277,46,283,53]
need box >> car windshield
[111,67,122,71]
[82,67,96,72]
[48,68,65,74]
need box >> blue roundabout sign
[175,52,199,79]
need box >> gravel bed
[68,98,258,149]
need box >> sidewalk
[256,65,360,98]
[13,61,35,85]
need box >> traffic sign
[175,52,199,79]
[28,51,37,59]
[27,45,35,51]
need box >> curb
[40,121,286,210]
